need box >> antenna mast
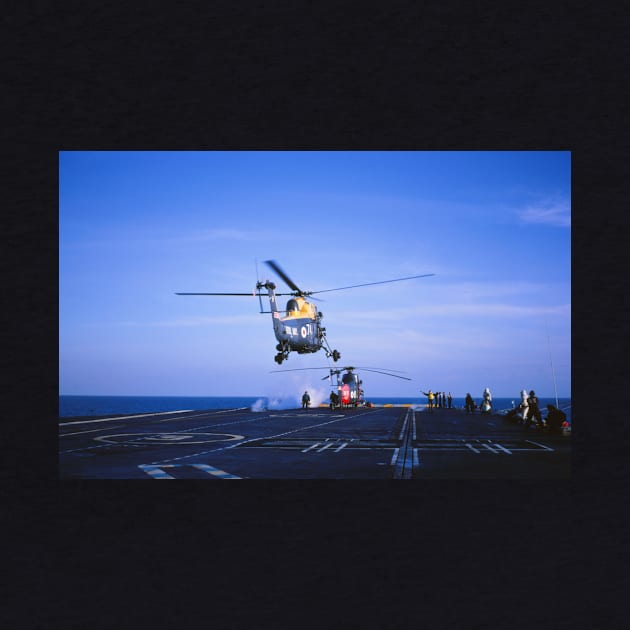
[545,318,559,408]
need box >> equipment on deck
[271,365,411,408]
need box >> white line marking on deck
[138,464,241,479]
[525,439,554,452]
[318,442,334,452]
[391,448,400,466]
[60,426,123,437]
[60,411,194,426]
[152,409,377,464]
[465,443,480,453]
[302,443,321,452]
[398,413,409,441]
[138,465,176,479]
[483,443,499,453]
[334,442,348,452]
[191,464,241,479]
[494,443,512,454]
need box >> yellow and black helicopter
[271,365,412,408]
[176,260,434,365]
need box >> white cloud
[517,200,571,227]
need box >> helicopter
[176,260,434,365]
[271,365,412,408]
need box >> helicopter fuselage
[259,281,338,364]
[177,260,431,366]
[337,371,364,407]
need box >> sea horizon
[59,394,572,422]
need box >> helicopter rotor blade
[264,260,305,295]
[358,368,412,380]
[176,291,298,296]
[358,366,407,373]
[310,273,435,295]
[269,367,331,373]
[269,366,410,380]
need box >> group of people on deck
[422,387,569,434]
[420,390,452,412]
[463,387,493,414]
[504,389,568,434]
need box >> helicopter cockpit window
[286,299,299,313]
[342,373,355,384]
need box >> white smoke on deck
[250,379,331,412]
[250,396,296,412]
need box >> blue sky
[59,151,571,399]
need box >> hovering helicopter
[176,260,434,365]
[271,365,412,408]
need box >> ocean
[59,395,571,423]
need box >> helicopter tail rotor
[255,259,264,312]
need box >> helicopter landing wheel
[332,350,340,362]
[274,353,284,364]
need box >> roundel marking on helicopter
[300,326,307,338]
[94,432,244,445]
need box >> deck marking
[60,410,194,426]
[230,412,375,448]
[60,408,250,428]
[334,442,348,452]
[95,432,244,446]
[398,415,408,441]
[391,448,400,466]
[482,443,499,454]
[317,442,334,452]
[302,443,321,452]
[138,464,241,479]
[465,443,480,453]
[191,464,241,479]
[269,413,344,418]
[138,465,176,479]
[393,410,415,478]
[525,439,554,452]
[494,443,512,454]
[60,426,124,437]
[146,409,399,465]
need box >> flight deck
[59,404,571,479]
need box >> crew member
[518,389,529,424]
[422,390,435,411]
[465,393,475,413]
[302,390,311,409]
[329,391,339,410]
[481,387,492,414]
[525,390,543,429]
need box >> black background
[3,1,628,628]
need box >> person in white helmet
[517,389,529,424]
[480,387,492,413]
